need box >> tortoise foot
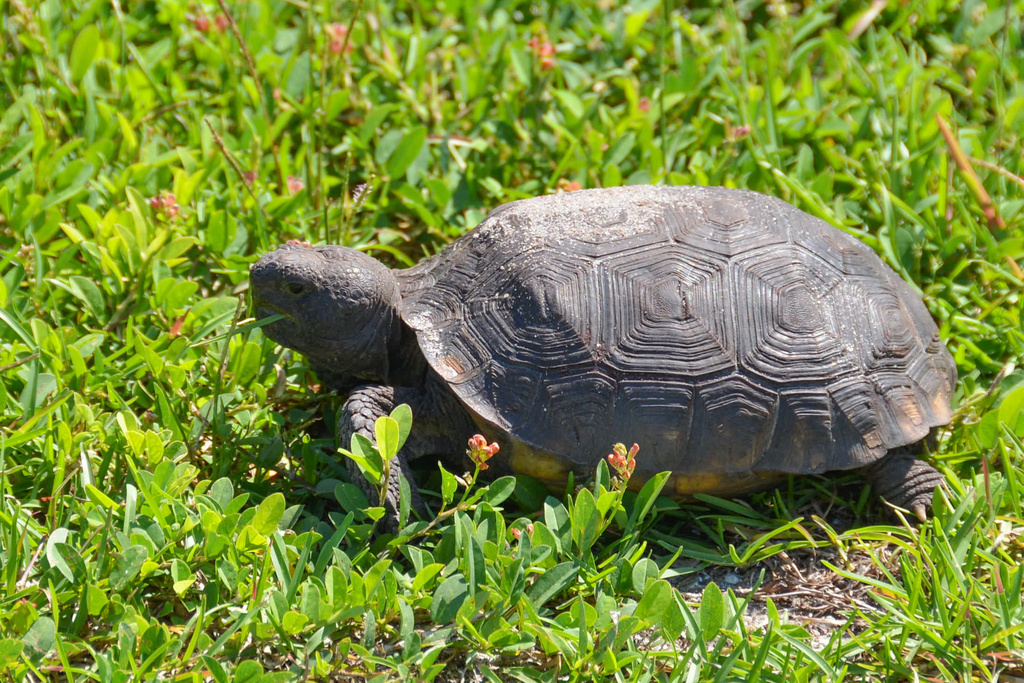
[863,448,944,521]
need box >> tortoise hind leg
[862,447,944,522]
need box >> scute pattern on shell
[397,186,956,478]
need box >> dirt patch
[670,544,890,649]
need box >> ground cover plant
[1,0,1023,680]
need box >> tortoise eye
[284,281,309,296]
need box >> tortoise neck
[387,322,428,387]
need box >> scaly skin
[337,376,476,531]
[862,448,944,522]
[337,385,424,531]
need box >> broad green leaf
[139,624,169,659]
[508,48,531,85]
[344,434,383,485]
[21,617,55,663]
[110,545,148,590]
[233,660,264,683]
[375,415,401,460]
[390,403,413,452]
[386,126,428,179]
[661,594,687,642]
[171,559,195,596]
[68,275,105,318]
[326,89,350,121]
[543,498,571,553]
[527,561,578,608]
[253,492,285,535]
[483,476,516,507]
[998,384,1024,435]
[210,477,234,510]
[439,464,457,504]
[70,25,100,83]
[604,132,636,166]
[282,611,309,635]
[698,582,724,641]
[553,89,585,121]
[973,411,1001,449]
[631,557,660,593]
[45,528,74,582]
[85,483,118,510]
[634,579,673,623]
[430,575,469,623]
[361,609,377,648]
[625,2,655,39]
[199,655,229,683]
[374,129,404,166]
[206,210,233,254]
[412,563,444,592]
[235,525,268,552]
[55,544,87,585]
[362,559,393,602]
[625,471,670,534]
[572,487,599,550]
[86,584,108,616]
[0,639,24,667]
[284,52,311,99]
[593,459,612,497]
[334,482,369,514]
[300,584,321,623]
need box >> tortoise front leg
[862,447,944,522]
[338,384,426,530]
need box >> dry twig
[936,114,1005,231]
[936,114,1023,279]
[847,0,888,40]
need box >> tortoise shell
[397,186,955,488]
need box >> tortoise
[250,186,956,522]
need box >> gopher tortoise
[250,186,956,522]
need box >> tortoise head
[249,242,402,384]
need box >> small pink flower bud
[730,124,751,140]
[607,442,639,479]
[467,434,499,470]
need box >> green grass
[1,0,1023,680]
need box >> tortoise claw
[912,504,928,524]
